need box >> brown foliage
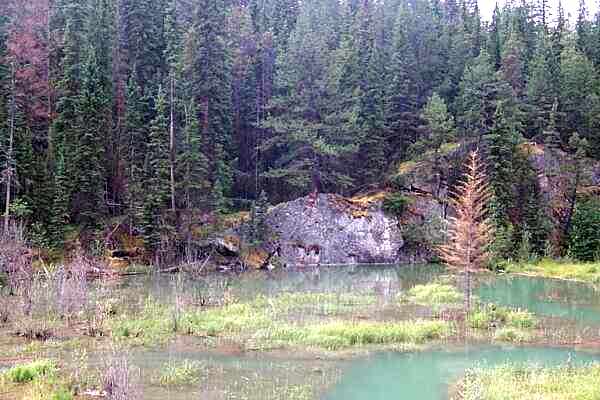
[438,150,493,272]
[438,151,493,309]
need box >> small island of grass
[453,363,600,400]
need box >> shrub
[382,193,412,217]
[3,360,57,383]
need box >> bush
[382,193,412,217]
[569,200,600,261]
[3,360,57,383]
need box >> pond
[109,264,600,399]
[3,264,600,399]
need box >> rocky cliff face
[265,193,404,266]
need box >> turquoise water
[114,265,600,399]
[477,274,600,324]
[325,345,600,400]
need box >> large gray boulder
[266,193,403,266]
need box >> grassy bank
[454,363,600,400]
[504,259,600,284]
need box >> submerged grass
[151,360,204,387]
[504,258,600,284]
[455,363,600,400]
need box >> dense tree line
[0,0,599,255]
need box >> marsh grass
[468,304,537,330]
[402,283,464,307]
[109,290,453,351]
[259,320,453,350]
[2,359,57,383]
[504,258,600,284]
[492,327,533,343]
[151,359,204,386]
[455,363,600,400]
[0,359,75,400]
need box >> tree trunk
[4,62,15,236]
[169,74,176,212]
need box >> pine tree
[485,101,520,257]
[413,93,455,198]
[456,49,496,141]
[123,76,148,229]
[142,87,171,252]
[188,0,234,210]
[73,46,107,228]
[527,35,558,140]
[262,0,356,198]
[178,99,209,209]
[49,0,87,243]
[488,3,502,71]
[559,46,597,146]
[543,99,562,149]
[250,189,269,244]
[385,2,422,162]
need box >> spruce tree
[49,1,87,243]
[178,99,209,209]
[527,36,558,140]
[385,3,422,162]
[188,0,234,210]
[262,0,356,198]
[123,76,148,229]
[74,46,108,228]
[456,49,496,141]
[142,87,171,252]
[559,46,597,147]
[485,101,520,257]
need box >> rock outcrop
[265,193,404,266]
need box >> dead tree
[438,150,493,311]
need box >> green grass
[492,327,533,343]
[111,292,451,351]
[2,359,57,383]
[403,283,464,306]
[468,304,537,330]
[455,363,600,400]
[504,258,600,284]
[110,299,176,346]
[152,360,204,387]
[259,320,453,351]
